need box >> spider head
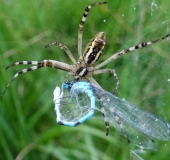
[83,32,106,65]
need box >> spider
[3,2,169,136]
[3,1,169,96]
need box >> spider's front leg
[99,100,110,136]
[109,105,130,143]
[93,69,119,94]
[3,60,71,95]
[98,93,130,142]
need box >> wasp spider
[3,2,169,96]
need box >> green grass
[1,0,170,159]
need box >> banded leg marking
[3,60,71,95]
[78,2,107,58]
[45,41,76,64]
[3,65,43,95]
[96,34,170,69]
[99,99,110,136]
[109,104,130,143]
[6,61,41,70]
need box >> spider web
[0,0,170,160]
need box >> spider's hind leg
[78,2,107,58]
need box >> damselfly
[53,81,170,151]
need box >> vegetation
[0,0,170,159]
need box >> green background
[1,0,170,159]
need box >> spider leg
[97,94,129,141]
[6,61,41,70]
[3,60,71,95]
[111,110,130,143]
[93,85,130,142]
[78,2,107,59]
[96,34,170,69]
[87,76,102,88]
[45,41,77,64]
[93,69,119,94]
[109,104,130,143]
[99,99,110,136]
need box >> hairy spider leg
[45,41,77,64]
[78,2,107,58]
[3,60,71,95]
[96,34,170,69]
[99,101,110,135]
[100,97,130,142]
[93,69,119,94]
